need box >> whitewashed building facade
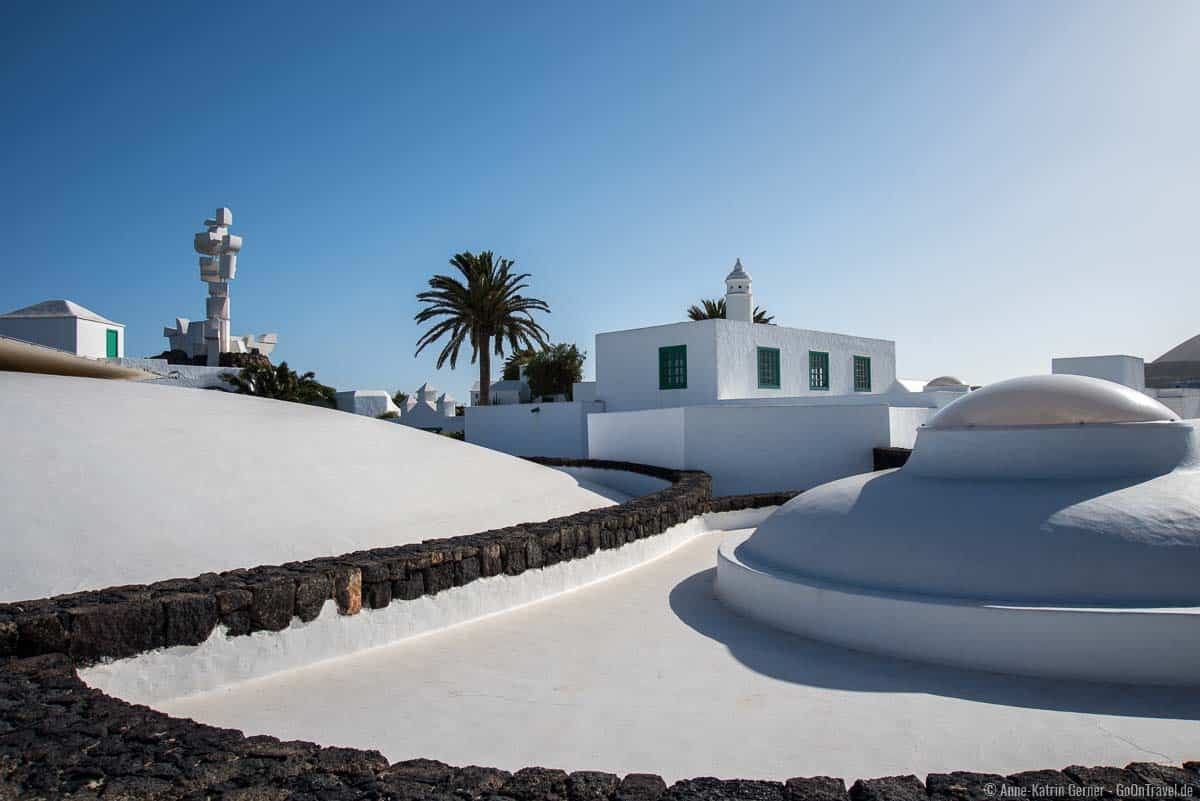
[467,260,945,492]
[0,300,125,359]
[592,261,895,411]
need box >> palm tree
[223,361,336,407]
[686,298,775,324]
[502,349,534,380]
[415,251,550,405]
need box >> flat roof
[596,318,895,346]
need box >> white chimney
[724,258,753,322]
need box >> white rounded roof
[927,374,1177,429]
[0,372,620,602]
[924,375,965,388]
[725,258,751,282]
[737,459,1200,606]
[736,373,1200,607]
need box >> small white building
[1052,352,1200,419]
[0,300,125,359]
[470,369,533,406]
[399,383,464,433]
[335,390,402,418]
[593,260,895,411]
[336,382,465,434]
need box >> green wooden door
[106,329,118,358]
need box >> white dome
[735,460,1200,606]
[717,377,1200,684]
[927,374,1176,429]
[924,375,965,388]
[735,375,1198,606]
[0,372,620,602]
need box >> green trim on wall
[105,329,119,358]
[809,350,829,390]
[854,355,872,392]
[659,345,687,390]
[757,347,781,389]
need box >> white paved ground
[162,529,1200,782]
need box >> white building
[0,299,125,359]
[468,260,950,492]
[1051,352,1200,419]
[335,390,402,419]
[470,369,533,406]
[593,260,895,411]
[398,382,464,434]
[338,382,465,434]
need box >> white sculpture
[163,208,277,364]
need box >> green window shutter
[106,329,119,358]
[809,351,829,390]
[854,355,872,392]
[658,345,687,390]
[757,347,780,389]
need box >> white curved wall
[905,420,1198,480]
[83,507,777,706]
[549,466,671,498]
[717,532,1200,687]
[0,372,622,601]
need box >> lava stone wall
[0,460,724,666]
[3,653,1198,800]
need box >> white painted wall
[887,406,930,448]
[593,319,895,412]
[717,532,1200,687]
[586,407,687,469]
[588,401,933,494]
[681,403,901,495]
[1052,354,1145,391]
[335,390,400,418]
[0,317,77,354]
[572,381,597,403]
[76,318,123,358]
[594,321,720,411]
[1150,388,1200,419]
[714,320,895,400]
[398,401,465,434]
[466,401,604,458]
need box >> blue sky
[3,1,1197,400]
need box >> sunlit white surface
[151,529,1200,782]
[0,371,622,601]
[721,375,1200,684]
[927,374,1177,429]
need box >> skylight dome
[926,374,1177,429]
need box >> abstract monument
[163,208,278,365]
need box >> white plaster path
[161,529,1200,783]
